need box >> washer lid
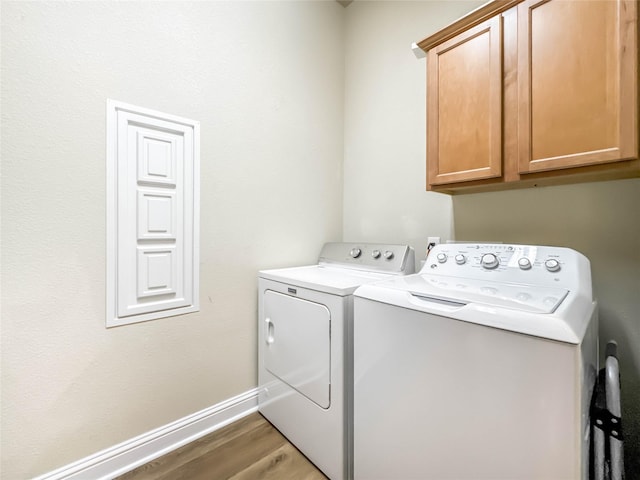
[407,274,569,314]
[259,265,392,296]
[355,273,595,344]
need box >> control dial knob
[384,250,394,260]
[436,253,447,264]
[518,258,532,270]
[545,258,561,272]
[455,254,466,265]
[350,247,362,259]
[371,249,381,259]
[481,253,499,269]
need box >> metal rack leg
[605,342,624,480]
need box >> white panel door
[107,100,199,327]
[263,290,331,409]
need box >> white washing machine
[353,243,598,480]
[258,242,415,480]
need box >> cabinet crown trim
[416,0,522,52]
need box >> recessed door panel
[107,100,199,326]
[263,290,331,409]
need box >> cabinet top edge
[416,0,522,52]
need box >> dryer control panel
[422,243,590,292]
[319,242,415,275]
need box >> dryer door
[263,290,331,408]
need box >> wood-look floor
[116,413,328,480]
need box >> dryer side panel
[263,290,331,409]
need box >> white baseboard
[34,387,260,480]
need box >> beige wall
[453,179,640,473]
[343,0,640,474]
[2,0,639,478]
[0,2,344,478]
[343,0,485,262]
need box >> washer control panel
[421,243,580,288]
[319,242,415,274]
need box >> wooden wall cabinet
[418,0,639,194]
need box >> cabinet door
[518,0,638,174]
[427,16,503,186]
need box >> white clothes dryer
[258,242,415,480]
[353,243,598,480]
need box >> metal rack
[593,341,624,480]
